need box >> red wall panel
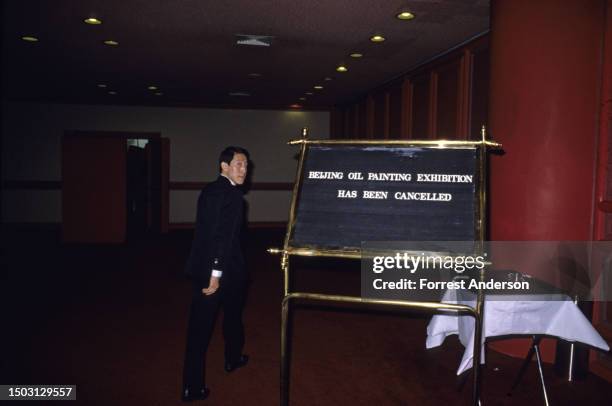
[373,92,386,138]
[436,60,460,139]
[388,85,402,138]
[470,49,490,140]
[411,74,430,139]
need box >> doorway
[62,131,169,243]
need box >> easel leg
[281,297,290,406]
[472,317,483,405]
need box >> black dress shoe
[224,354,249,372]
[181,386,210,402]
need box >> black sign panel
[289,145,479,251]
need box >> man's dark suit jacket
[185,176,246,286]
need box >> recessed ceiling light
[148,85,158,90]
[247,73,261,78]
[350,52,363,58]
[84,17,102,25]
[103,40,119,46]
[97,84,107,88]
[324,77,333,81]
[21,36,39,42]
[336,65,348,73]
[396,11,415,20]
[370,35,385,43]
[108,91,117,95]
[305,92,314,95]
[155,92,163,96]
[235,34,274,47]
[229,91,250,97]
[290,104,302,109]
[314,85,323,90]
[299,97,306,101]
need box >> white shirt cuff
[211,269,223,278]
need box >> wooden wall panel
[412,74,430,139]
[373,92,386,139]
[471,48,490,139]
[351,104,359,137]
[333,35,488,142]
[401,79,413,139]
[345,105,355,138]
[340,107,349,139]
[388,85,402,138]
[457,50,473,139]
[358,99,368,139]
[366,96,375,138]
[436,60,460,139]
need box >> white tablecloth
[426,289,610,375]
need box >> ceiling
[1,0,489,110]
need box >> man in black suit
[182,146,250,402]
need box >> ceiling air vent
[235,34,274,47]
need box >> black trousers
[182,280,246,389]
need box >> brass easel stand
[270,126,501,406]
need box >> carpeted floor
[1,228,611,405]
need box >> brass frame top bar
[268,247,360,259]
[270,247,494,264]
[288,138,502,149]
[273,247,362,259]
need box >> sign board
[288,144,481,252]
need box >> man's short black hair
[219,146,249,170]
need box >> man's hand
[202,276,220,295]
